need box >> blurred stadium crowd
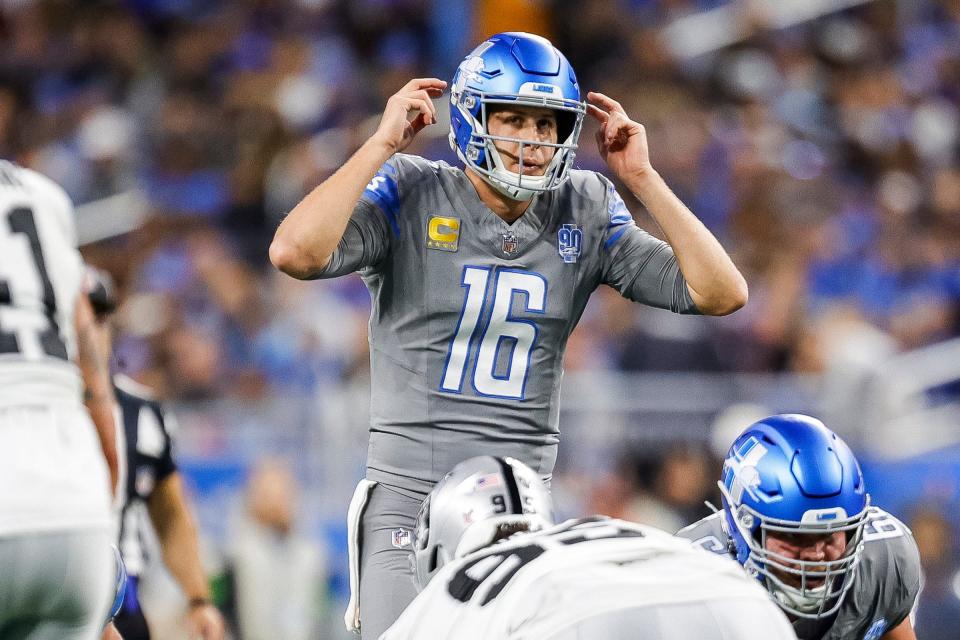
[2,0,960,637]
[2,0,958,393]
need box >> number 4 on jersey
[440,266,546,400]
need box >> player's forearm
[625,170,748,316]
[87,394,120,496]
[270,138,394,279]
[159,519,210,602]
[75,296,120,494]
[149,475,211,602]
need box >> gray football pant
[544,597,795,640]
[359,483,422,640]
[0,528,114,640]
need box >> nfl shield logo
[558,224,582,263]
[501,231,519,255]
[391,528,411,549]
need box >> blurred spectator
[911,506,960,639]
[621,443,718,532]
[229,459,326,640]
[1,0,955,396]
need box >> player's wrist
[624,167,662,203]
[366,134,401,158]
[187,596,212,610]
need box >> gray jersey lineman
[332,153,698,636]
[677,508,921,640]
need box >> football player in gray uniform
[270,32,747,637]
[382,456,796,640]
[677,414,921,640]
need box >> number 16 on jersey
[440,266,546,400]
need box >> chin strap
[772,581,831,614]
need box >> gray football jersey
[318,153,697,495]
[677,508,921,640]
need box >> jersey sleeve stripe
[363,170,402,238]
[604,226,629,250]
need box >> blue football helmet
[449,32,586,201]
[718,414,870,620]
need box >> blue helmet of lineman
[449,32,586,201]
[718,414,870,620]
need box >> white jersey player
[0,161,120,639]
[381,456,796,640]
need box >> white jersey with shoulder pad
[0,161,84,405]
[381,517,797,640]
[0,162,111,535]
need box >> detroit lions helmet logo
[723,436,768,502]
[452,41,494,95]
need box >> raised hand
[586,91,653,183]
[372,78,447,154]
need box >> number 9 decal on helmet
[412,456,554,590]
